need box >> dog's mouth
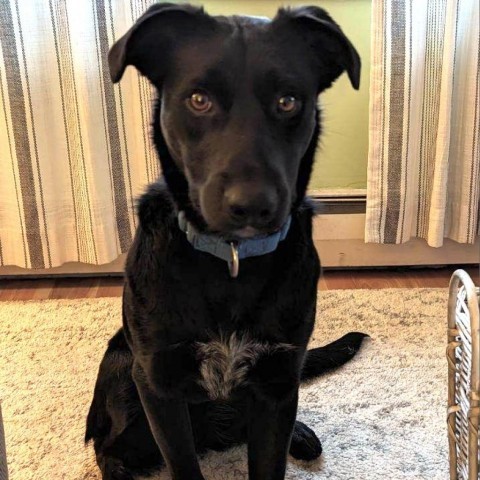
[204,221,285,241]
[225,220,288,240]
[231,226,261,239]
[204,210,289,241]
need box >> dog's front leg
[133,364,205,480]
[247,387,299,480]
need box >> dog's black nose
[225,184,277,227]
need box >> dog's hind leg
[289,421,322,461]
[86,328,165,478]
[96,453,135,480]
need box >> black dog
[86,4,367,479]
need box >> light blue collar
[178,211,292,278]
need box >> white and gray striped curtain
[0,0,158,269]
[366,0,479,247]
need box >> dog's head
[110,3,360,237]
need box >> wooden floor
[0,266,478,301]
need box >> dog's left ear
[274,6,361,92]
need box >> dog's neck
[151,98,320,231]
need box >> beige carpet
[0,289,449,479]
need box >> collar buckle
[228,242,239,278]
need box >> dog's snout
[225,183,277,227]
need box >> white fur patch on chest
[196,334,293,400]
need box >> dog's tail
[301,332,369,382]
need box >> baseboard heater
[311,190,479,268]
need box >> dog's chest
[196,334,292,400]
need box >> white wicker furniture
[447,269,480,480]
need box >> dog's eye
[188,92,213,113]
[277,95,298,114]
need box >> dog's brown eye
[277,95,298,113]
[188,92,212,113]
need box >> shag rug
[0,289,449,479]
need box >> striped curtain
[0,0,158,269]
[366,0,479,247]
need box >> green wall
[188,0,371,190]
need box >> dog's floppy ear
[109,3,214,84]
[274,6,361,91]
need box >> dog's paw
[102,458,135,480]
[112,467,134,480]
[289,421,322,461]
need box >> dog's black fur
[85,4,367,480]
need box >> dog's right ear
[109,3,214,84]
